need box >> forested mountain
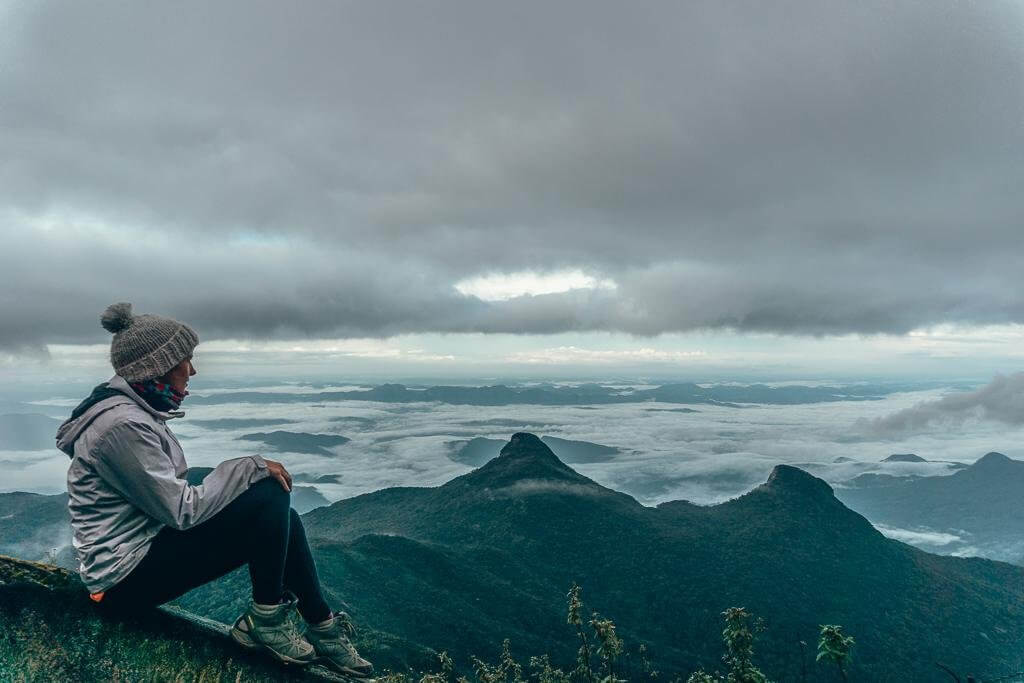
[837,451,1024,564]
[6,433,1023,680]
[176,434,1024,680]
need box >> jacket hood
[56,375,183,457]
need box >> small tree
[567,583,596,683]
[530,654,571,683]
[721,608,769,683]
[590,612,624,682]
[637,643,659,681]
[817,625,854,682]
[471,639,525,683]
[686,608,770,683]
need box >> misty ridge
[3,373,1022,508]
[183,381,898,407]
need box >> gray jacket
[57,375,270,593]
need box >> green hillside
[176,434,1024,681]
[6,433,1024,680]
[838,451,1024,563]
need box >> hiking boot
[304,610,374,678]
[230,590,317,666]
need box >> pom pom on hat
[101,302,135,334]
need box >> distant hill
[173,433,1023,681]
[539,435,619,462]
[294,473,343,485]
[188,382,895,407]
[837,451,1024,563]
[237,431,351,456]
[0,413,62,451]
[447,437,507,466]
[882,453,927,463]
[843,472,923,489]
[292,485,331,514]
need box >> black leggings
[99,468,332,623]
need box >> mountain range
[837,451,1024,563]
[237,430,351,456]
[5,434,1024,680]
[185,382,894,407]
[175,434,1024,680]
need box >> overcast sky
[2,1,1023,379]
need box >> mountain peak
[495,432,579,473]
[971,451,1016,469]
[450,433,587,489]
[500,432,561,459]
[763,464,835,499]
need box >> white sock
[252,598,283,615]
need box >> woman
[57,302,373,677]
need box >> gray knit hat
[101,302,199,383]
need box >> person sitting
[57,301,373,677]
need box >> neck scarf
[129,379,188,412]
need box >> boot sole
[316,657,375,679]
[236,627,374,678]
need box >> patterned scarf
[129,379,188,412]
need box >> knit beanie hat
[100,302,199,383]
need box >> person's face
[161,354,196,394]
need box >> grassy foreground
[0,554,356,682]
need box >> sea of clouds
[5,378,1022,510]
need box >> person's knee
[249,476,291,508]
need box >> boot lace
[334,610,357,637]
[257,592,310,651]
[280,612,310,649]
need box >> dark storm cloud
[2,0,1023,349]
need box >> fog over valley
[5,374,1023,567]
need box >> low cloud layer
[2,1,1023,351]
[855,372,1024,438]
[8,380,1023,505]
[875,525,963,548]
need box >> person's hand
[262,458,292,492]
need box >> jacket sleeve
[92,419,272,530]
